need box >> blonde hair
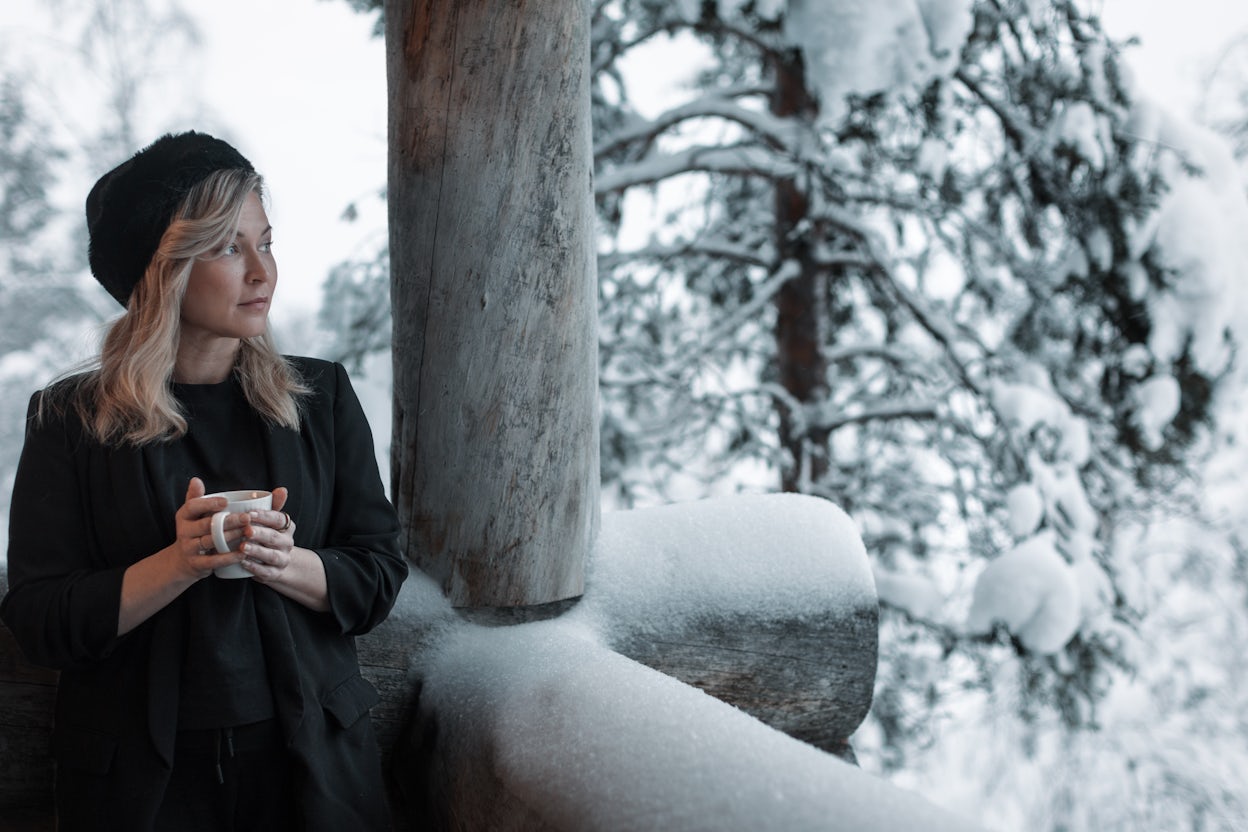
[65,168,308,445]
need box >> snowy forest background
[3,0,1248,828]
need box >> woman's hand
[118,477,250,635]
[239,487,330,612]
[174,477,250,580]
[236,486,297,578]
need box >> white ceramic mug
[207,489,272,579]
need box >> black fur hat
[86,131,255,306]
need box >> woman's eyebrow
[235,224,274,239]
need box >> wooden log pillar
[386,0,600,607]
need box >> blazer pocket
[323,674,381,729]
[52,725,118,775]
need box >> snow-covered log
[391,614,977,831]
[371,494,904,827]
[566,494,878,758]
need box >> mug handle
[211,511,234,554]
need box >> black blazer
[0,357,408,831]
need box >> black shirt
[166,376,275,730]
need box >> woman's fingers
[179,494,227,524]
[247,508,292,532]
[197,550,247,570]
[180,477,226,520]
[238,508,296,575]
[179,513,251,558]
[185,476,205,501]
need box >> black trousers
[154,719,295,831]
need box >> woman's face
[181,191,276,344]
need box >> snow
[400,493,981,830]
[1053,100,1108,170]
[1,0,1244,825]
[1071,557,1114,626]
[990,378,1068,436]
[874,567,944,620]
[1121,343,1152,377]
[989,377,1091,466]
[1056,416,1091,467]
[417,620,981,831]
[1005,483,1044,539]
[915,136,950,179]
[782,0,975,122]
[566,493,875,638]
[1032,458,1099,538]
[594,145,798,195]
[1123,98,1248,377]
[1130,374,1181,452]
[967,531,1082,654]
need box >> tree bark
[771,51,828,493]
[386,0,600,607]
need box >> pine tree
[0,74,76,515]
[589,0,1241,748]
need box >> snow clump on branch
[1122,99,1248,379]
[966,531,1081,655]
[782,0,975,122]
[674,0,976,123]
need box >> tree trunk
[771,51,827,494]
[386,0,600,607]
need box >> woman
[0,131,408,831]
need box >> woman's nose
[244,251,273,283]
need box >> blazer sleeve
[313,362,408,636]
[0,393,128,669]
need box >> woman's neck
[173,337,241,384]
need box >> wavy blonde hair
[64,168,308,445]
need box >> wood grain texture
[605,609,878,760]
[386,0,600,607]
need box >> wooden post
[386,0,600,607]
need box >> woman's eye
[221,243,239,256]
[260,240,274,253]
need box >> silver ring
[278,512,291,532]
